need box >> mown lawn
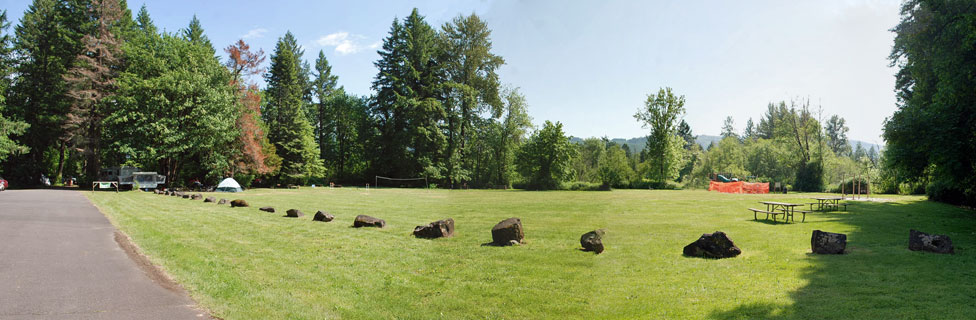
[86,188,975,319]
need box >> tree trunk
[55,140,66,184]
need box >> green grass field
[86,188,975,319]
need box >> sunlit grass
[87,188,975,319]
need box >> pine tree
[265,32,323,184]
[312,50,338,162]
[369,10,446,180]
[0,10,30,163]
[63,0,125,183]
[9,0,90,184]
[182,15,213,54]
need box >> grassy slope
[87,189,975,319]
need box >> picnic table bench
[752,201,806,223]
[808,197,853,212]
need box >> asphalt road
[0,189,207,319]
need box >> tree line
[0,1,541,189]
[0,0,970,207]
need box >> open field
[86,189,975,319]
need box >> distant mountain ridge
[570,135,883,152]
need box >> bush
[234,173,256,188]
[565,181,604,191]
[925,178,969,205]
[631,179,680,190]
[831,178,870,194]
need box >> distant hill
[571,134,883,152]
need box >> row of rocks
[682,229,954,259]
[158,190,602,253]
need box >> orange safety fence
[708,181,770,194]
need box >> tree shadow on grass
[711,199,976,319]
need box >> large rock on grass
[683,231,741,259]
[182,194,190,199]
[413,218,455,239]
[259,207,275,213]
[204,197,216,203]
[218,199,228,205]
[286,209,304,218]
[230,199,249,207]
[909,229,954,254]
[811,230,847,254]
[580,229,606,254]
[313,211,334,222]
[191,194,203,200]
[491,218,524,246]
[353,215,385,228]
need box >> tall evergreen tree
[0,10,30,163]
[369,10,446,180]
[62,0,125,183]
[182,15,213,54]
[264,31,323,183]
[9,0,90,184]
[312,50,338,162]
[440,12,504,186]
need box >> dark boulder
[230,199,249,207]
[811,230,847,254]
[191,194,203,200]
[909,229,954,254]
[491,218,524,246]
[259,207,275,213]
[286,209,304,218]
[353,215,385,228]
[182,194,190,199]
[313,211,334,222]
[204,197,216,203]
[683,231,741,259]
[580,229,606,254]
[218,199,228,205]
[413,218,456,239]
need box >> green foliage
[440,12,505,186]
[369,10,447,181]
[0,10,29,163]
[516,121,576,190]
[6,0,91,183]
[597,145,634,189]
[111,12,239,184]
[824,115,851,156]
[634,87,687,183]
[265,32,324,184]
[720,116,737,140]
[322,89,369,182]
[884,0,976,205]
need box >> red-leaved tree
[225,39,279,175]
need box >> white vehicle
[101,166,166,190]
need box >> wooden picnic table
[751,201,806,223]
[811,197,844,211]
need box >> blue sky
[1,0,901,144]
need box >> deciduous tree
[634,87,686,183]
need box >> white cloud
[314,31,378,55]
[241,28,268,39]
